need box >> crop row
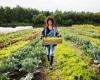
[64,32,100,61]
[67,27,100,39]
[0,40,30,59]
[0,29,33,48]
[0,38,46,80]
[48,43,96,80]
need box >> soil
[9,69,28,80]
[32,71,46,80]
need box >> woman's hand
[40,35,43,39]
[57,33,62,37]
[56,32,61,37]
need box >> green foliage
[32,13,46,27]
[0,29,32,40]
[64,32,100,60]
[0,6,100,27]
[54,43,97,80]
[0,38,45,76]
[0,75,10,80]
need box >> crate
[43,37,62,45]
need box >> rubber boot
[47,55,50,61]
[50,56,54,70]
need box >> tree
[0,7,5,25]
[53,10,62,25]
[32,13,46,27]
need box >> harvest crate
[43,37,62,45]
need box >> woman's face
[48,20,53,26]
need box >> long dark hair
[44,16,56,28]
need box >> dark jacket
[41,27,61,47]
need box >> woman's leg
[46,46,50,61]
[50,45,55,56]
[49,45,55,70]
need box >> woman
[41,16,61,70]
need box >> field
[0,25,100,80]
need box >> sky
[0,0,100,12]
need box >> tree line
[0,6,100,27]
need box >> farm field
[0,25,100,80]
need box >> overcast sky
[0,0,100,12]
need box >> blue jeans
[46,44,55,56]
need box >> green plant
[64,33,100,61]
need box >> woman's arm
[41,28,47,39]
